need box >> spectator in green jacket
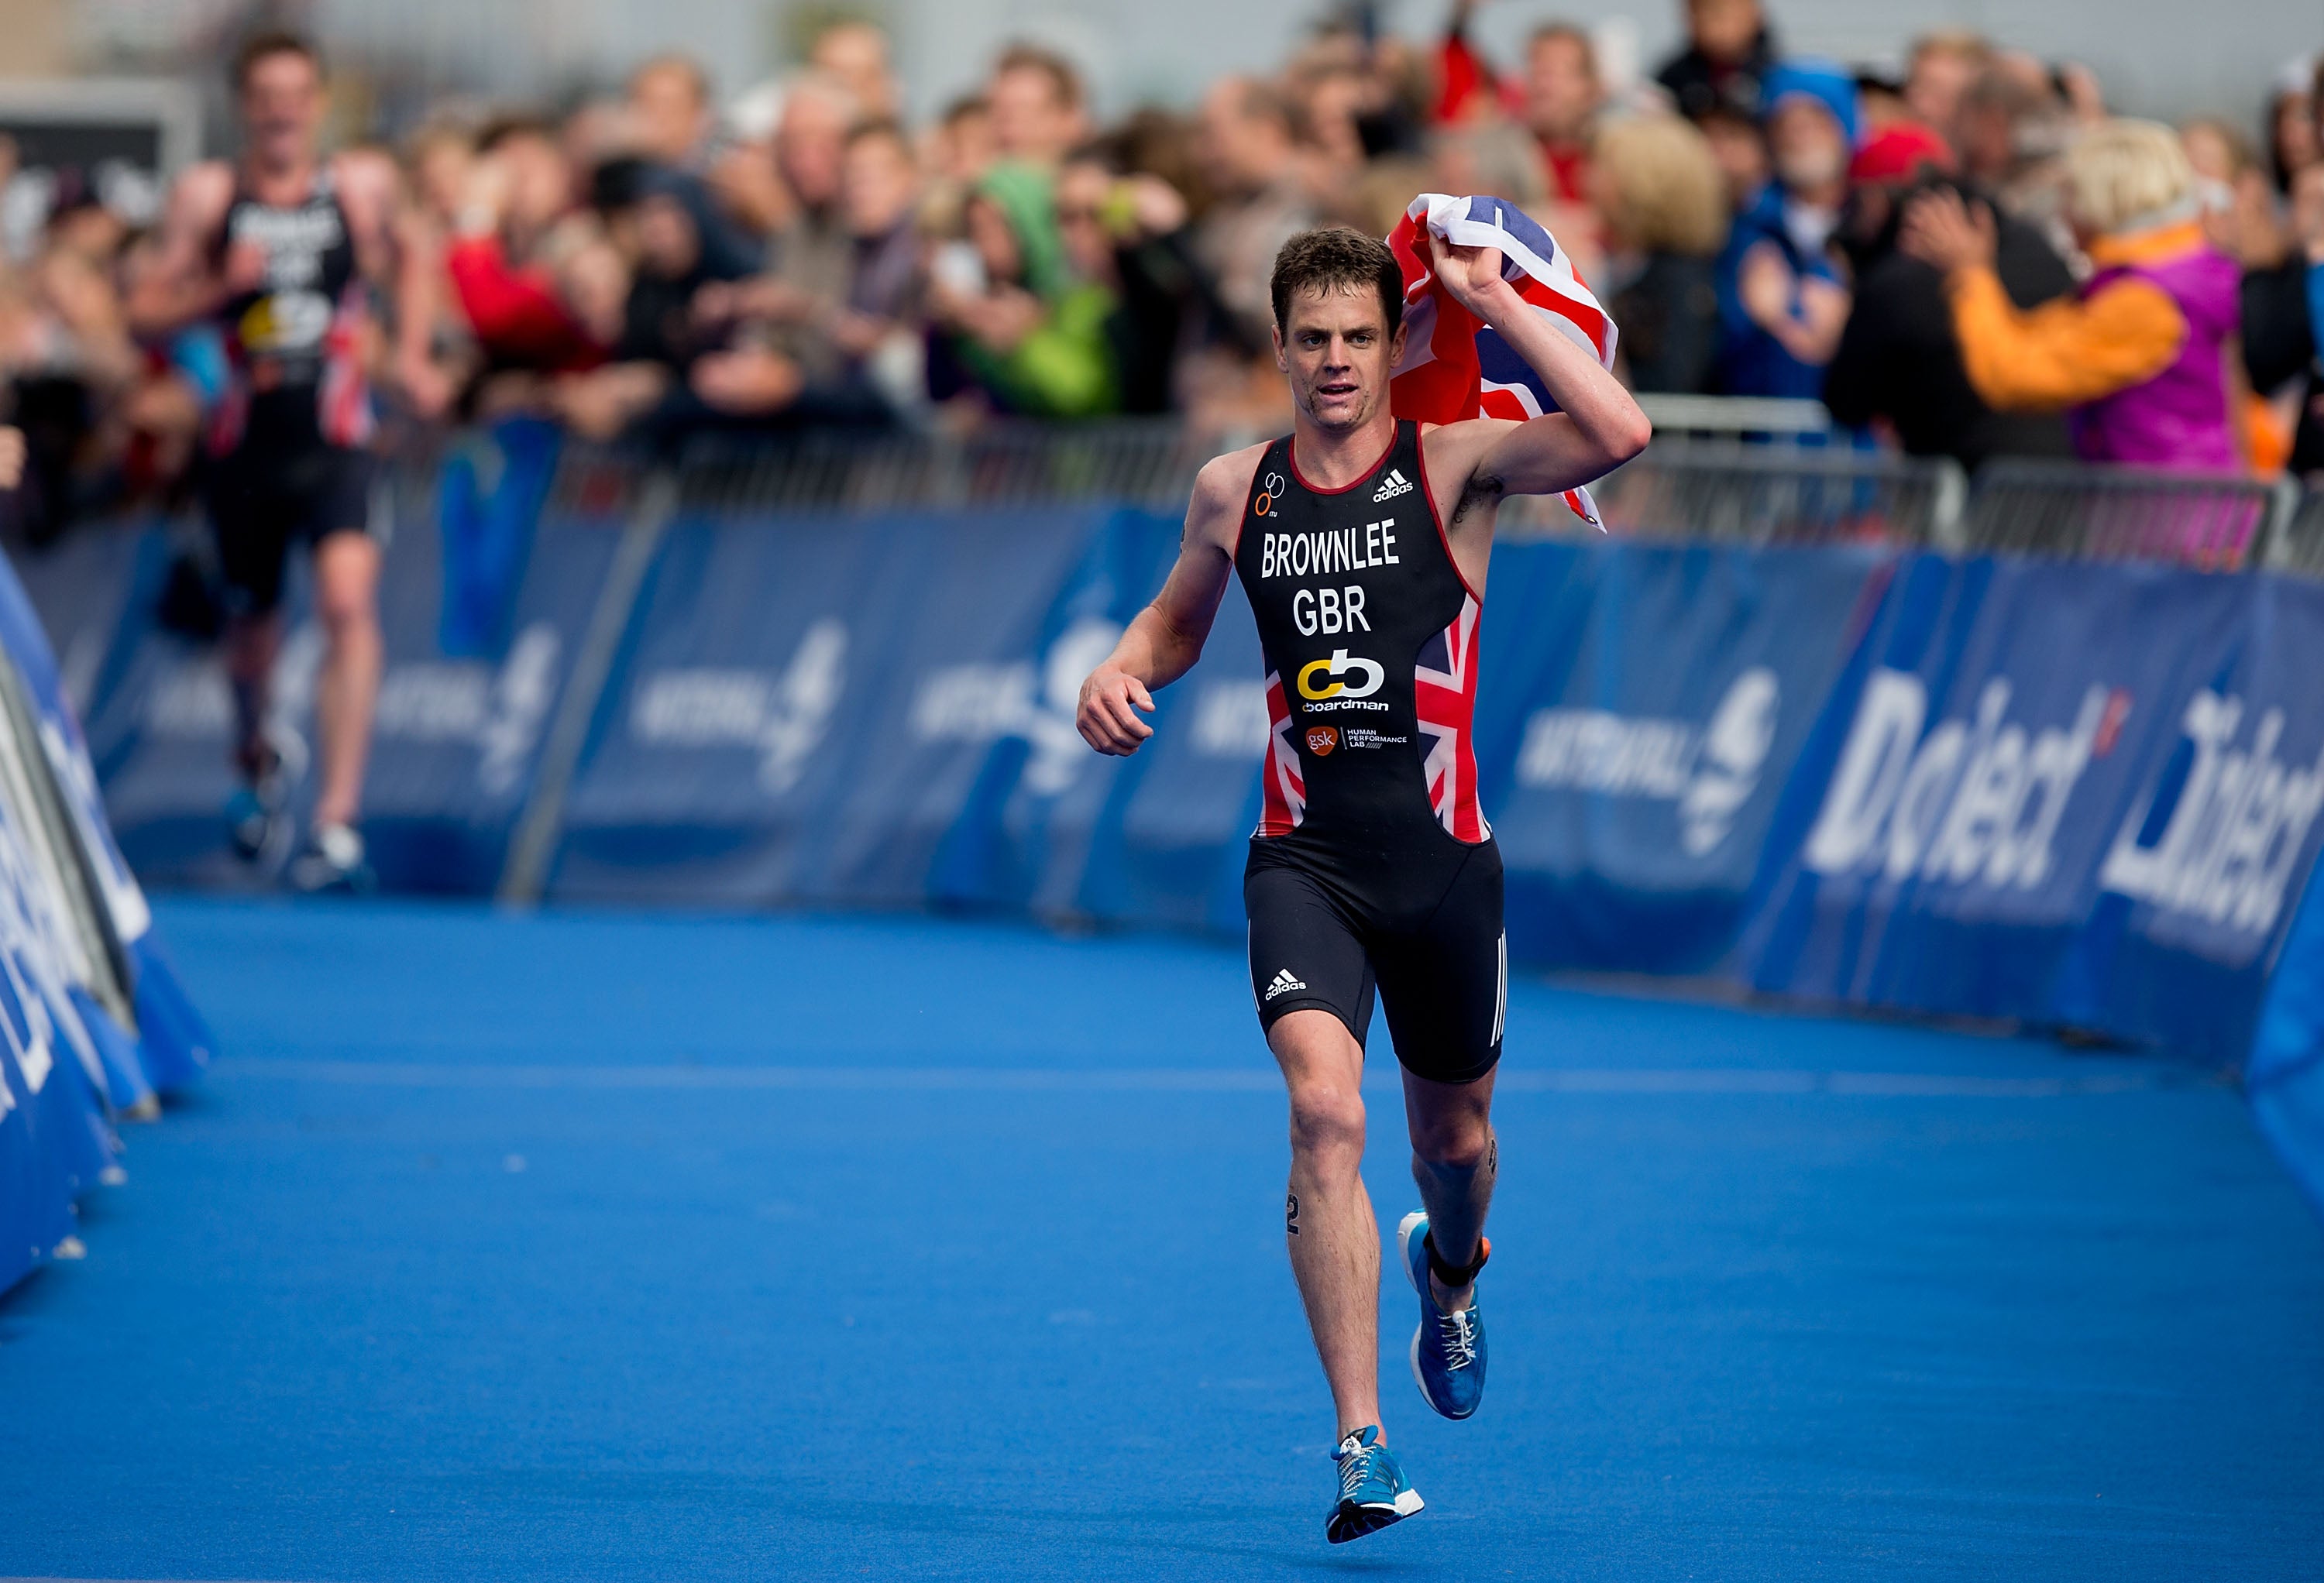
[929,162,1119,418]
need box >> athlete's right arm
[1076,446,1260,757]
[124,163,237,339]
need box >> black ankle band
[1424,1231,1490,1288]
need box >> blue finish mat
[2,898,2319,1581]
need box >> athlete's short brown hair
[233,29,323,91]
[1270,226,1404,338]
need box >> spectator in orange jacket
[1903,118,2245,470]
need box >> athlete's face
[1274,286,1404,433]
[239,52,324,170]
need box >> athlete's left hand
[1427,231,1517,321]
[397,353,456,422]
[1077,662,1155,756]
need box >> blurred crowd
[7,0,2324,539]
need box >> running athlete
[129,30,448,889]
[1077,227,1648,1542]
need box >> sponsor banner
[1741,555,2324,1065]
[1474,541,1889,973]
[552,504,1119,909]
[70,493,606,894]
[359,495,605,894]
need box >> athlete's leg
[223,610,284,777]
[310,529,382,829]
[1404,1066,1497,1311]
[1270,1006,1383,1440]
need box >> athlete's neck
[1288,411,1397,492]
[241,152,322,206]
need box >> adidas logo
[1264,968,1308,1001]
[1372,468,1414,503]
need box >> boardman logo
[1802,669,2110,889]
[1371,467,1415,503]
[2099,689,2324,939]
[1516,667,1780,855]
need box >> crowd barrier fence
[16,419,2324,1215]
[0,534,213,1297]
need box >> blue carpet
[2,897,2320,1581]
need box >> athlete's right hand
[1078,664,1156,756]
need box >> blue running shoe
[1399,1210,1487,1420]
[1327,1425,1422,1544]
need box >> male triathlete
[1077,226,1648,1541]
[130,30,446,888]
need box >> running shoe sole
[1328,1487,1425,1544]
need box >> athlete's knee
[1411,1112,1492,1173]
[1287,1080,1367,1168]
[312,537,380,631]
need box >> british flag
[1415,593,1488,840]
[1257,669,1307,836]
[1386,193,1617,529]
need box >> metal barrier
[400,417,2324,578]
[2272,484,2324,577]
[672,421,1202,513]
[1504,438,1966,549]
[1959,459,2299,570]
[1633,393,1834,445]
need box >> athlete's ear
[1389,318,1407,367]
[1271,322,1287,373]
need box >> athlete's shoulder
[170,161,236,221]
[1188,441,1268,544]
[329,149,401,221]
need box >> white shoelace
[1435,1304,1479,1371]
[1336,1438,1374,1501]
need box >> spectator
[1824,124,2078,468]
[2241,77,2324,474]
[1655,0,1779,123]
[812,21,902,122]
[1697,101,1770,215]
[929,94,999,187]
[621,55,761,278]
[928,163,1117,419]
[2266,60,2317,194]
[1056,149,1201,414]
[1590,115,1728,393]
[628,54,716,170]
[1521,24,1603,206]
[1903,119,2244,471]
[988,45,1089,168]
[1518,22,1606,267]
[1193,77,1317,355]
[1904,32,1991,146]
[2184,117,2288,266]
[1713,60,1855,398]
[443,118,608,381]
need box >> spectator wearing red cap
[1824,122,2078,468]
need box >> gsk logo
[1306,725,1339,755]
[1298,650,1384,701]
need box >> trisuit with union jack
[1072,210,1650,1546]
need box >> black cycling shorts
[1245,834,1506,1086]
[202,441,380,618]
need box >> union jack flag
[1416,593,1487,841]
[1386,193,1618,529]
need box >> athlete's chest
[1235,455,1462,646]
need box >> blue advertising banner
[360,496,615,894]
[1739,555,2324,1066]
[549,505,1119,909]
[60,494,612,894]
[1474,541,1891,973]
